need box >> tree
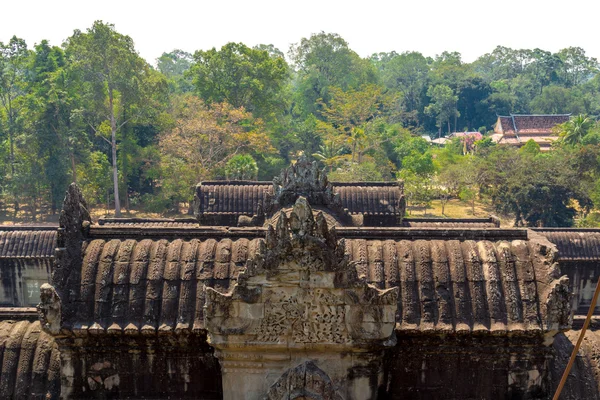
[289,32,377,117]
[377,51,430,121]
[530,85,585,114]
[66,20,163,216]
[556,47,598,87]
[557,114,595,145]
[319,84,396,162]
[425,84,459,136]
[0,36,30,212]
[225,154,258,180]
[189,42,289,122]
[519,139,541,156]
[158,95,273,207]
[157,49,194,93]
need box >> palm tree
[558,114,594,145]
[312,140,345,171]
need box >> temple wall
[57,334,222,399]
[384,335,552,399]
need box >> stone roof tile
[56,234,566,335]
[0,320,60,399]
[535,229,600,261]
[0,229,56,258]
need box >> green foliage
[329,158,386,182]
[289,32,378,117]
[556,114,595,145]
[519,139,541,156]
[2,24,600,224]
[77,151,111,206]
[157,49,194,93]
[424,84,459,135]
[225,154,258,180]
[189,42,289,122]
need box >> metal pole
[552,276,600,400]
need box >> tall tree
[157,49,194,93]
[378,51,430,122]
[0,36,29,180]
[425,84,459,136]
[556,47,599,87]
[289,32,378,117]
[26,40,90,212]
[65,20,162,216]
[319,84,395,162]
[189,42,289,122]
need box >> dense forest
[2,21,600,226]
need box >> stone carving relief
[38,283,62,335]
[266,361,343,400]
[204,196,398,348]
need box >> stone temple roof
[0,227,56,259]
[0,320,60,399]
[534,229,600,262]
[45,200,568,336]
[195,181,404,224]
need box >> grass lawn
[406,198,516,227]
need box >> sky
[1,0,599,66]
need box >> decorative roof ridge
[511,115,519,140]
[510,113,572,117]
[199,180,271,185]
[532,227,600,232]
[402,217,496,222]
[198,180,401,187]
[98,217,198,225]
[0,225,57,231]
[84,225,528,241]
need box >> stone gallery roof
[196,181,404,219]
[401,217,499,228]
[49,226,567,335]
[98,217,198,228]
[0,227,56,259]
[0,320,60,399]
[535,229,600,262]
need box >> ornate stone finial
[262,197,341,274]
[270,156,343,213]
[53,183,92,325]
[204,195,398,400]
[58,183,91,247]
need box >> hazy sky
[2,0,599,65]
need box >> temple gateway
[1,159,600,399]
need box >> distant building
[491,114,570,151]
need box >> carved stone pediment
[204,196,398,349]
[266,361,343,400]
[265,157,349,225]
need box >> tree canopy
[1,23,600,227]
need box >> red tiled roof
[513,115,569,133]
[497,116,515,134]
[452,132,483,140]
